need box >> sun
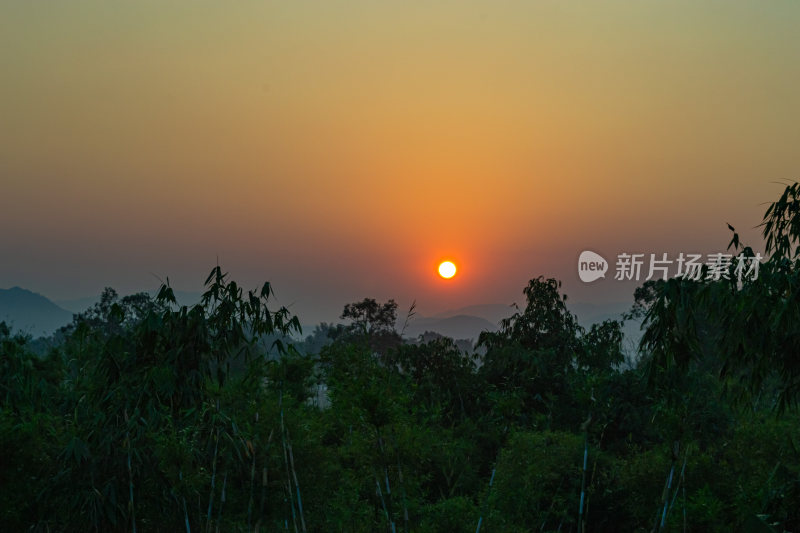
[438,261,457,279]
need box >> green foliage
[338,297,403,357]
[641,182,800,409]
[4,180,800,533]
[341,297,398,336]
[487,430,584,530]
[419,496,479,533]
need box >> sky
[1,1,799,324]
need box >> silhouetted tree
[340,297,401,355]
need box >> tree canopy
[2,185,800,531]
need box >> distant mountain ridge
[0,287,74,337]
[4,285,641,348]
[432,303,516,327]
[422,300,642,352]
[430,301,633,328]
[402,314,498,342]
[57,289,203,313]
[3,287,205,339]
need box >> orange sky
[1,1,798,323]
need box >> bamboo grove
[3,184,800,531]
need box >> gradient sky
[2,1,799,324]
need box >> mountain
[566,301,631,327]
[0,287,74,337]
[429,300,643,354]
[432,301,633,328]
[54,295,101,314]
[432,303,516,327]
[402,314,498,342]
[57,289,203,314]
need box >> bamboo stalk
[375,427,394,530]
[540,477,567,531]
[668,454,688,514]
[654,441,679,533]
[126,428,136,533]
[279,391,299,533]
[179,470,191,533]
[258,429,274,532]
[682,482,686,533]
[286,427,307,532]
[389,426,409,533]
[374,472,394,533]
[215,471,227,533]
[577,434,588,533]
[476,427,507,533]
[587,423,608,517]
[578,411,593,533]
[206,427,220,533]
[247,411,265,531]
[248,443,256,530]
[658,465,675,531]
[475,467,496,533]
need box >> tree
[25,267,304,531]
[642,182,800,410]
[341,298,398,335]
[477,277,588,429]
[340,298,402,355]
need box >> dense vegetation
[3,185,800,532]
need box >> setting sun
[438,261,457,279]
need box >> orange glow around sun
[438,261,457,279]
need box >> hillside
[402,313,498,342]
[0,287,74,337]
